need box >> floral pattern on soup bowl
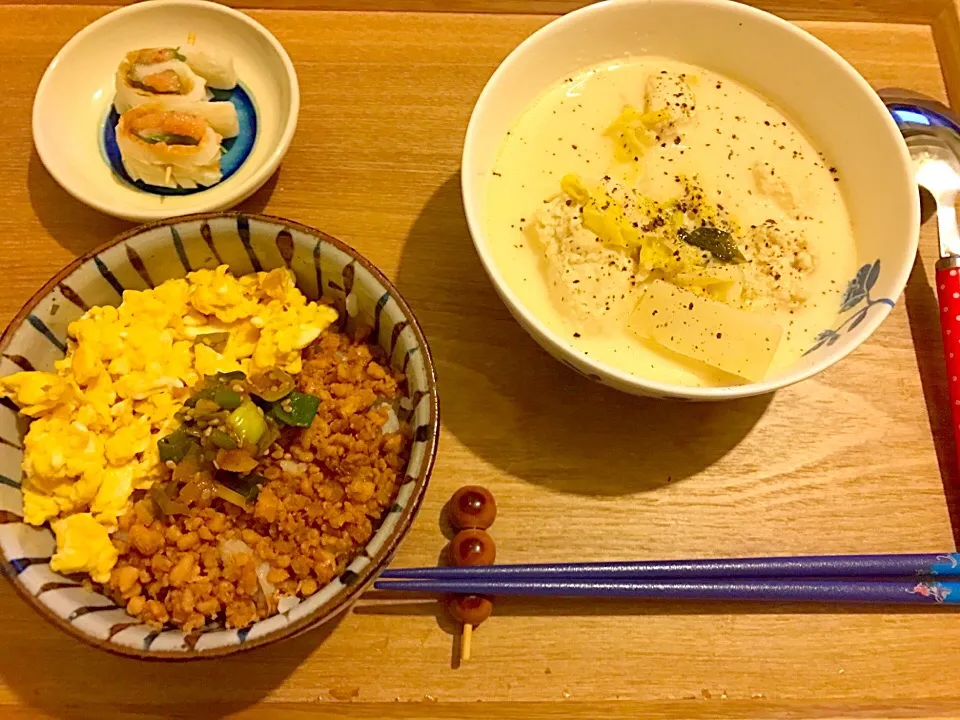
[461,0,919,400]
[0,213,439,658]
[804,259,895,356]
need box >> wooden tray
[2,1,960,718]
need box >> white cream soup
[486,57,857,387]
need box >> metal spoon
[910,135,960,263]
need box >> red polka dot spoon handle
[938,259,960,435]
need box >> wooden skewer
[460,622,472,662]
[164,166,172,185]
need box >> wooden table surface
[2,1,960,718]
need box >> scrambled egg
[0,266,337,581]
[50,513,118,583]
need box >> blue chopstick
[372,577,960,604]
[379,553,960,581]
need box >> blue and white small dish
[32,0,299,222]
[0,213,439,658]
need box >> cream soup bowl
[461,0,918,400]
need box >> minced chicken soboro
[101,330,411,631]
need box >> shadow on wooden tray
[27,150,280,258]
[394,173,771,496]
[0,578,338,719]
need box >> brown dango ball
[446,594,493,626]
[449,528,496,567]
[448,485,497,530]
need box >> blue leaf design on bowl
[804,259,893,356]
[865,259,880,291]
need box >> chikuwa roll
[116,103,232,189]
[115,48,208,113]
[178,44,238,90]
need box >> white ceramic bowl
[32,0,299,222]
[461,0,919,400]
